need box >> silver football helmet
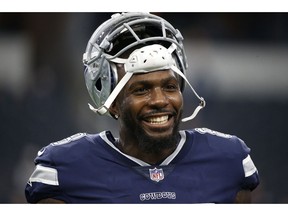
[83,12,205,122]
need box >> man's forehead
[126,69,177,85]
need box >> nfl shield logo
[149,167,164,182]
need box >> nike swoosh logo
[37,147,46,156]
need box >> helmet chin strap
[170,65,206,122]
[88,44,205,122]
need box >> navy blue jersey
[25,128,259,203]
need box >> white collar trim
[99,130,186,166]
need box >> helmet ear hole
[95,78,102,91]
[110,62,118,90]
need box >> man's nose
[148,87,168,108]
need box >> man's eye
[165,84,178,91]
[133,87,148,95]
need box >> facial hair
[121,109,182,155]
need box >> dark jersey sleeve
[237,137,260,191]
[25,133,87,203]
[193,128,260,192]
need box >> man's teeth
[148,115,169,124]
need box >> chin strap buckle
[88,104,108,115]
[181,97,206,123]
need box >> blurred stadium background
[0,12,288,203]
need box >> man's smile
[141,112,176,133]
[146,115,169,125]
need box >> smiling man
[112,69,183,164]
[25,12,260,203]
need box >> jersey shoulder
[185,128,259,191]
[186,127,250,156]
[193,127,234,139]
[35,132,101,166]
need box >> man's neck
[116,133,179,165]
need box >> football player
[25,12,259,203]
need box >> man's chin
[137,129,179,154]
[144,129,174,140]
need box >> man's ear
[109,101,119,120]
[109,63,125,120]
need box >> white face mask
[88,44,205,122]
